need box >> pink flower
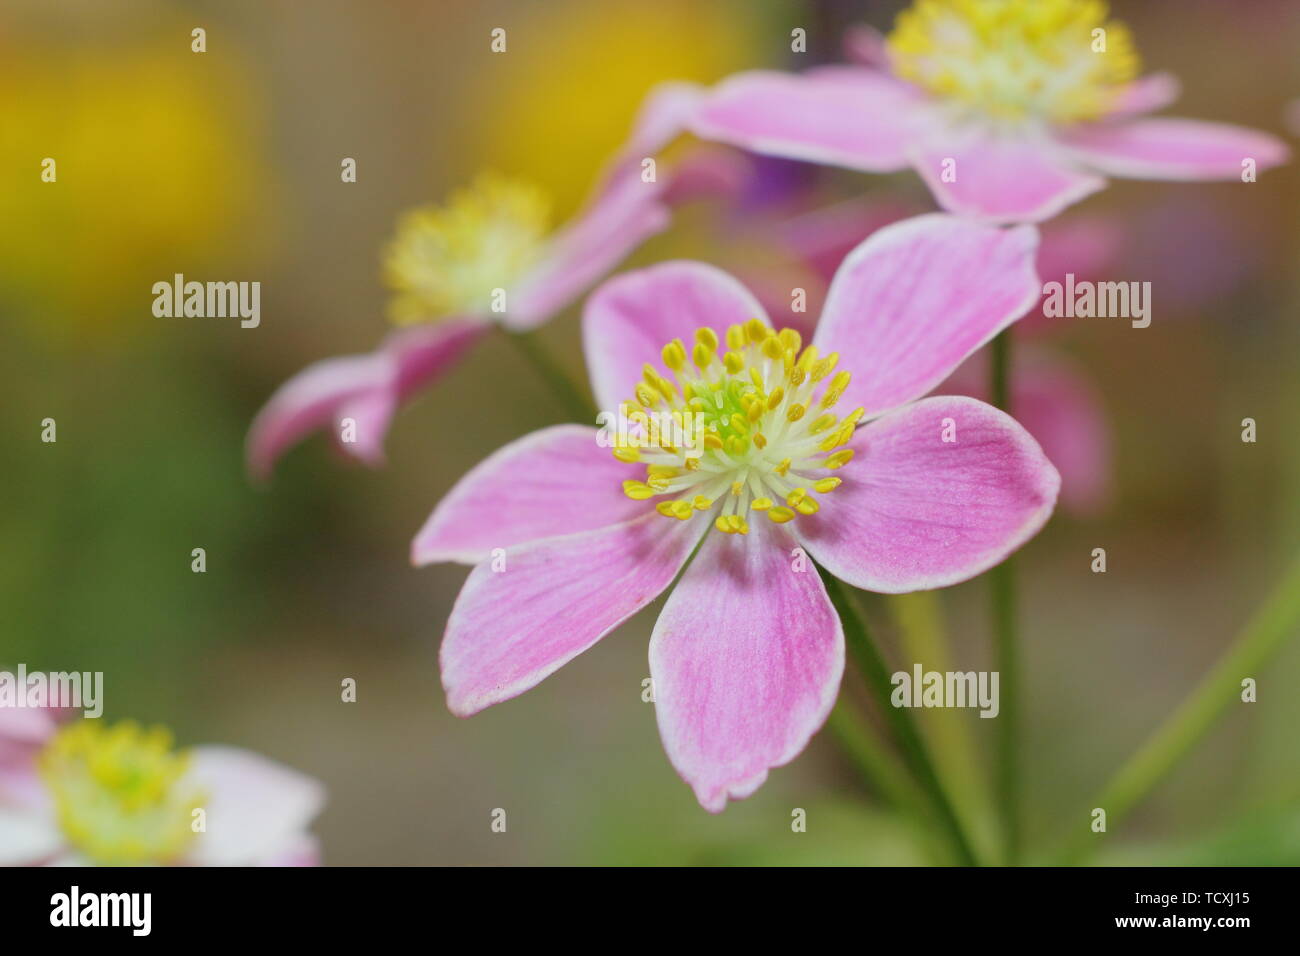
[0,715,324,866]
[246,85,734,480]
[687,3,1288,223]
[412,215,1060,811]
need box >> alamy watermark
[1043,273,1151,328]
[0,665,102,717]
[152,274,260,328]
[891,664,999,718]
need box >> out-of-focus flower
[0,33,264,336]
[470,0,757,216]
[0,716,323,867]
[245,87,736,480]
[686,0,1288,222]
[412,215,1059,811]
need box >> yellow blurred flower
[0,32,267,340]
[471,0,757,218]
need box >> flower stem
[825,702,925,813]
[821,569,981,865]
[504,328,596,423]
[1060,549,1300,863]
[988,329,1021,865]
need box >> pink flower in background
[687,1,1288,222]
[0,715,323,867]
[245,85,736,480]
[412,215,1059,811]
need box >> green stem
[989,329,1020,865]
[1061,549,1300,863]
[821,570,981,865]
[504,328,596,422]
[890,592,992,847]
[825,702,925,813]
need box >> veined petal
[689,68,922,172]
[1060,117,1290,181]
[910,129,1106,223]
[812,214,1041,416]
[796,396,1059,593]
[246,318,485,480]
[441,513,704,717]
[650,518,843,813]
[182,746,325,867]
[412,425,643,566]
[582,261,769,413]
[945,352,1112,517]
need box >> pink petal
[1107,73,1181,118]
[689,68,922,172]
[812,214,1041,415]
[1061,117,1290,180]
[796,396,1060,593]
[412,425,643,566]
[441,512,703,717]
[649,518,843,812]
[506,82,709,332]
[246,319,485,480]
[910,129,1106,223]
[774,195,915,282]
[842,24,893,70]
[183,746,325,867]
[582,261,769,413]
[944,353,1112,516]
[507,173,671,332]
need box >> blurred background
[4,0,1300,865]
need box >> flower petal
[0,805,62,865]
[246,319,485,479]
[796,396,1059,593]
[943,352,1111,516]
[506,82,710,332]
[441,512,704,717]
[689,68,922,172]
[1061,117,1290,180]
[812,214,1041,415]
[582,261,769,413]
[1107,72,1181,118]
[649,518,843,812]
[183,746,325,867]
[412,425,643,565]
[507,174,671,332]
[842,23,894,70]
[910,129,1106,223]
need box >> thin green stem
[890,592,992,849]
[821,570,981,865]
[504,328,596,423]
[1060,549,1300,864]
[988,329,1020,865]
[825,702,925,812]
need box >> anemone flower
[687,0,1288,223]
[246,84,734,479]
[412,214,1060,811]
[0,715,324,866]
